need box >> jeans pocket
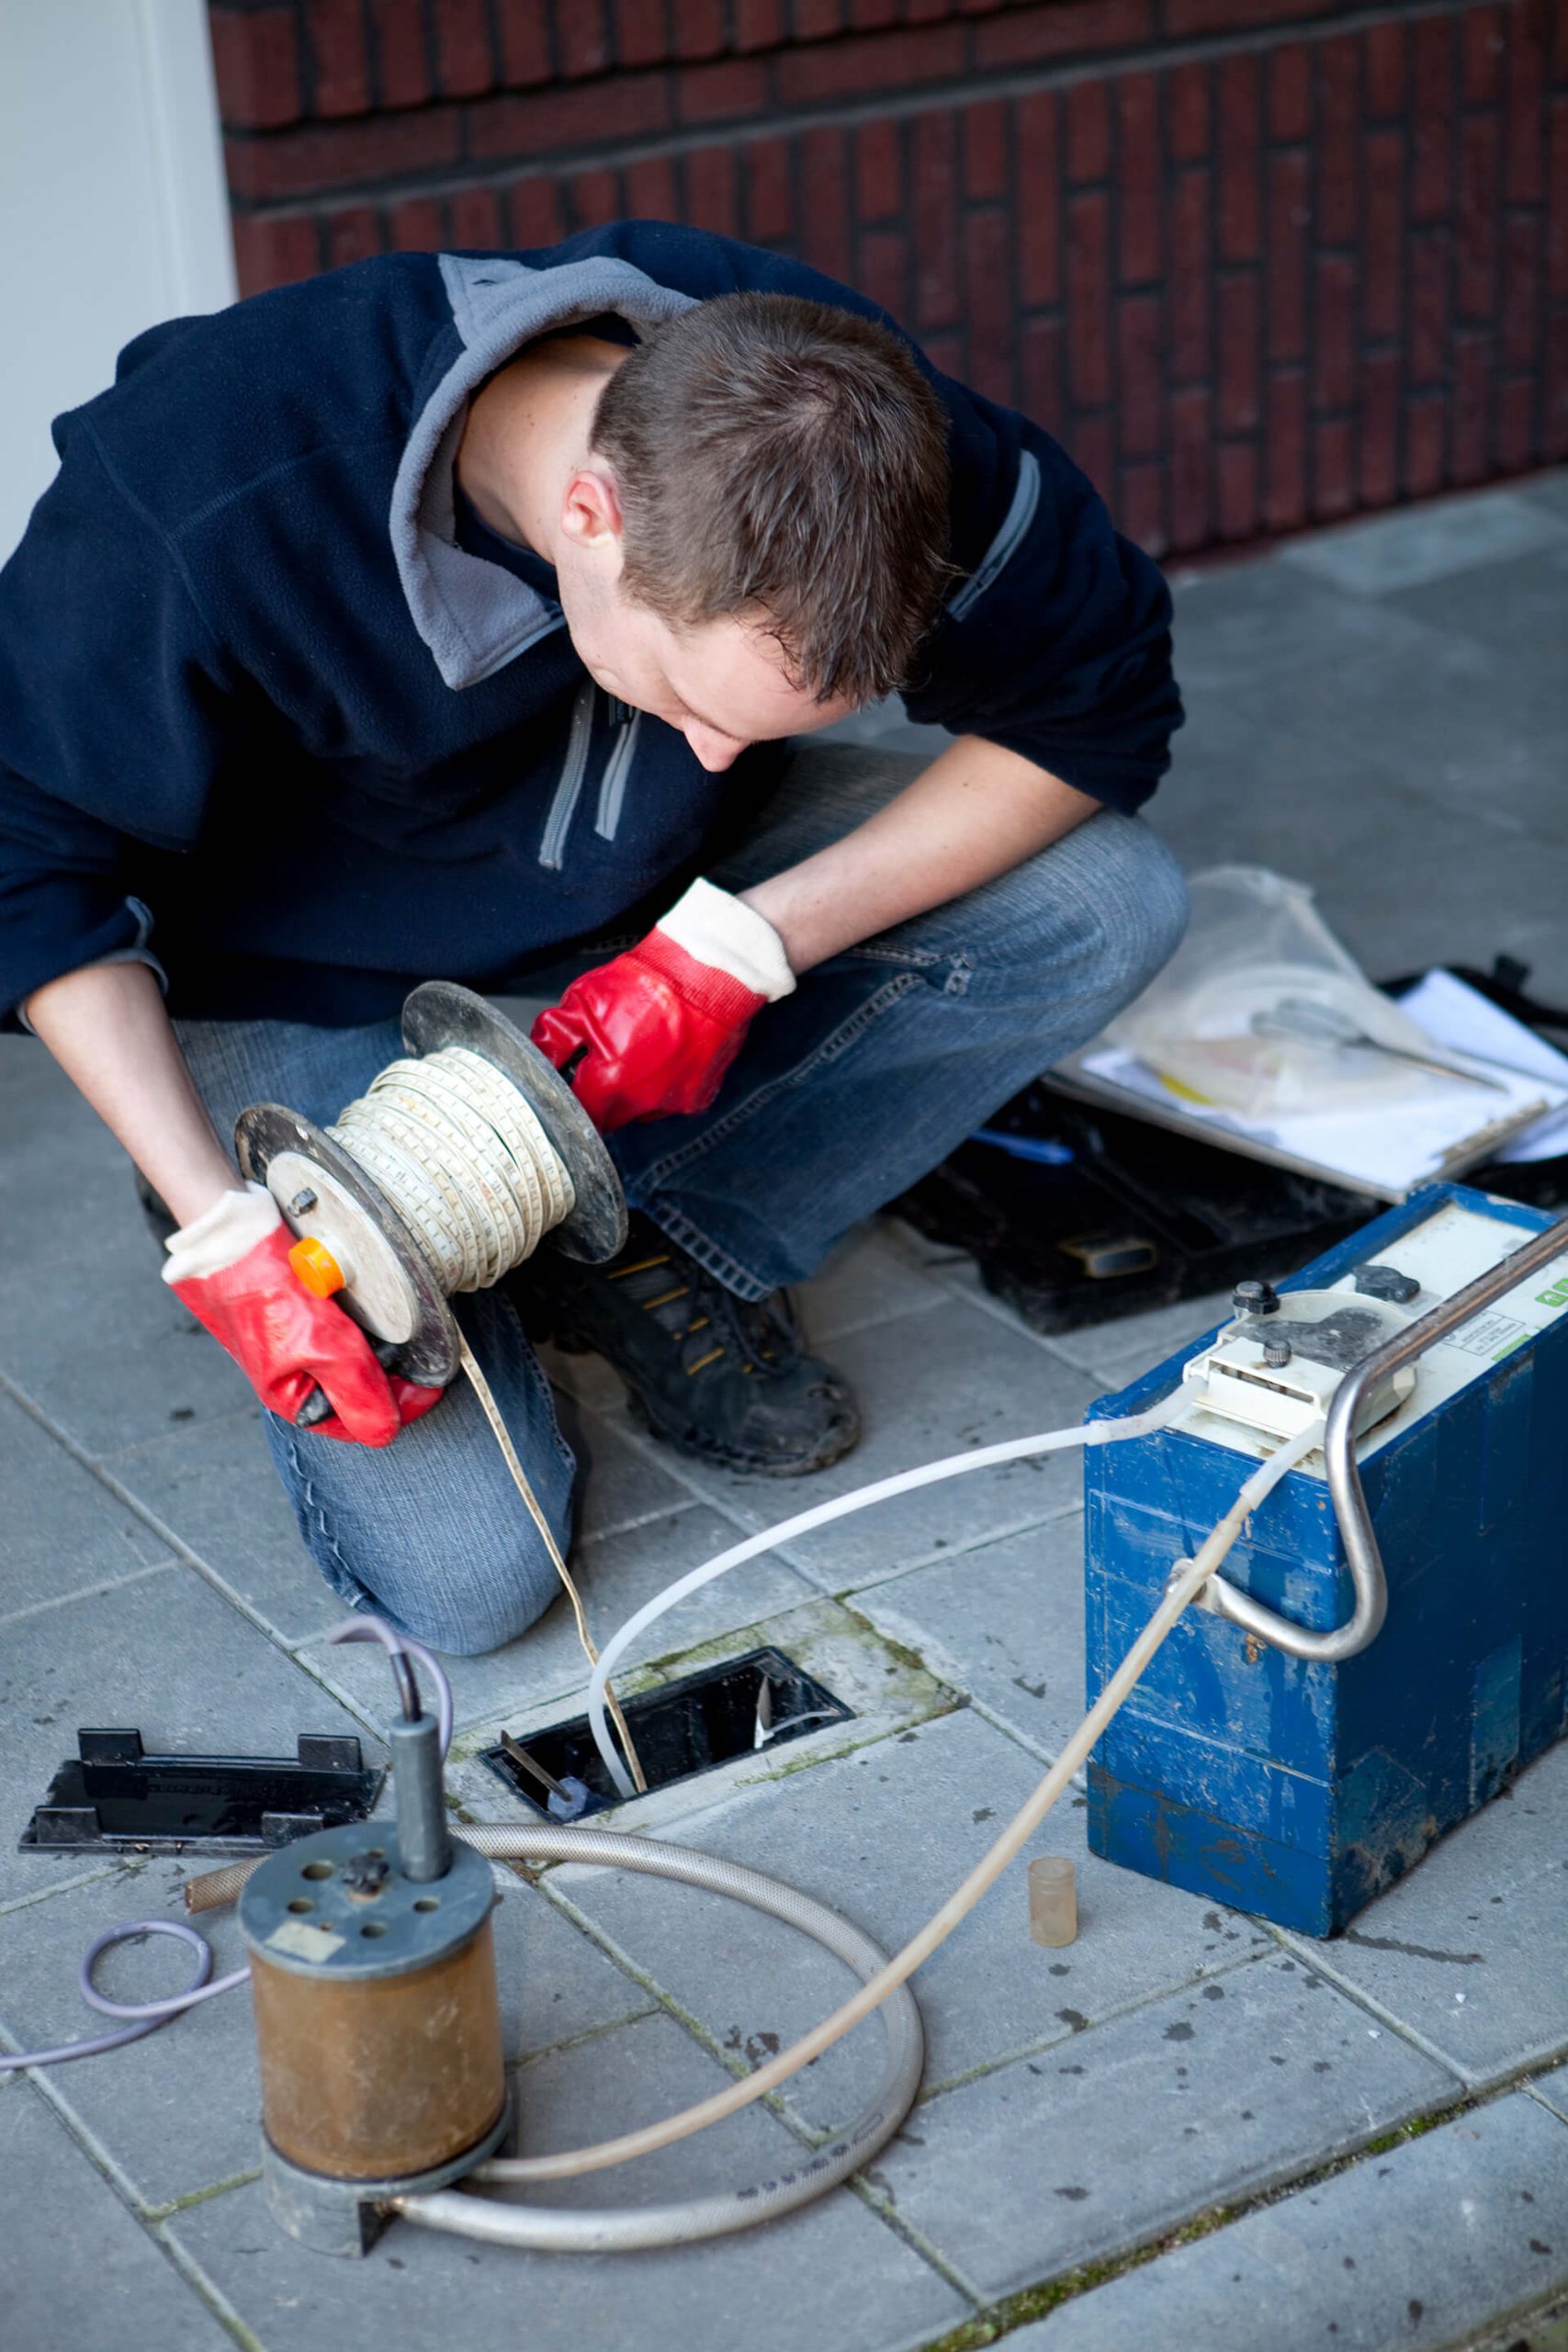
[846,940,975,998]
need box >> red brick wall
[208,0,1568,558]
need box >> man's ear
[560,466,624,552]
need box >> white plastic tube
[435,1422,1320,2221]
[588,1392,1186,1797]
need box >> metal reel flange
[235,1104,461,1387]
[401,982,627,1266]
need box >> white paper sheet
[1076,986,1568,1197]
[1394,968,1568,1163]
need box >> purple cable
[325,1614,455,1756]
[4,1613,448,2075]
[0,1919,245,2073]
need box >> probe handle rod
[389,1715,452,1882]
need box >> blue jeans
[176,747,1187,1654]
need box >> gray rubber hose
[389,1823,925,2253]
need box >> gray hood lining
[391,254,696,690]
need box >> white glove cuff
[161,1181,282,1284]
[658,877,795,1003]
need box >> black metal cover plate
[479,1647,854,1819]
[18,1730,383,1857]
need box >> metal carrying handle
[1201,1214,1568,1664]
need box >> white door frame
[0,0,237,560]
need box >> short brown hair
[591,291,951,706]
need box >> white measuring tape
[328,1046,578,1295]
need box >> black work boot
[525,1215,861,1476]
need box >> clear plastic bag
[1106,865,1449,1115]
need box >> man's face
[555,469,858,771]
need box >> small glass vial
[1028,1855,1077,1948]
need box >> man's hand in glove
[164,1183,443,1445]
[532,878,795,1132]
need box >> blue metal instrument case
[1084,1183,1568,1936]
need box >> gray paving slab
[170,2070,966,2352]
[877,1950,1455,2301]
[548,1705,1270,2135]
[491,1872,658,2060]
[1168,557,1437,693]
[1532,2061,1568,2126]
[562,1408,696,1543]
[860,1511,1088,1753]
[6,1295,258,1458]
[1282,1740,1568,2089]
[794,1223,952,1342]
[1387,540,1568,672]
[1010,2090,1568,2352]
[98,1401,344,1641]
[0,1858,652,2212]
[504,2008,814,2210]
[0,2078,233,2351]
[660,1297,1100,1590]
[1518,465,1568,521]
[0,1390,175,1622]
[1156,705,1568,1004]
[0,1859,261,2211]
[303,1503,814,1737]
[0,1563,378,1906]
[1278,487,1568,596]
[1219,615,1568,846]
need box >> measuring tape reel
[235,982,626,1388]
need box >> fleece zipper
[946,449,1042,621]
[537,679,598,870]
[594,707,642,842]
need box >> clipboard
[1048,1036,1564,1205]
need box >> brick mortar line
[224,0,1496,219]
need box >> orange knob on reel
[288,1234,345,1299]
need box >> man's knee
[963,810,1188,1010]
[347,1527,563,1657]
[277,1429,570,1657]
[1085,816,1189,1001]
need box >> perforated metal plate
[239,1821,494,1982]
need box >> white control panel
[1169,1196,1568,1476]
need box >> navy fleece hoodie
[0,221,1181,1029]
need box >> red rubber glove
[532,878,795,1133]
[165,1189,443,1446]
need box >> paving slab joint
[906,2081,1521,2352]
[152,2219,269,2352]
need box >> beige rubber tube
[475,1422,1318,2187]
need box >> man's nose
[683,723,745,773]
